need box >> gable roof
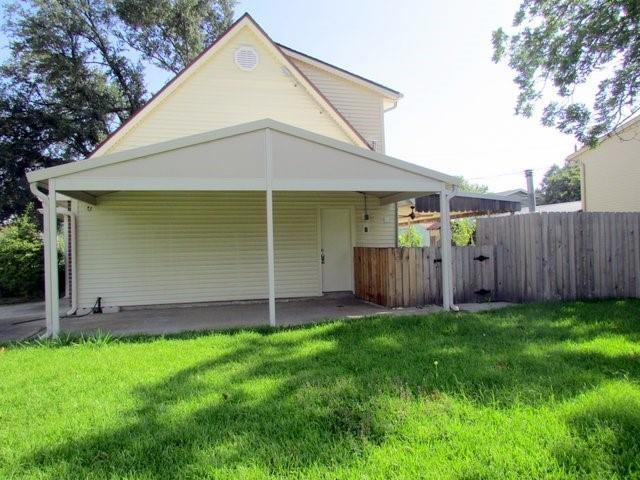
[28,118,459,186]
[278,43,402,101]
[495,189,528,197]
[566,114,640,162]
[90,13,371,157]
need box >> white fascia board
[55,177,267,191]
[271,179,442,192]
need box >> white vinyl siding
[291,59,386,152]
[580,122,640,212]
[102,26,353,155]
[74,191,395,308]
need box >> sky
[0,0,579,193]
[233,0,577,192]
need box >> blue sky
[234,0,578,192]
[0,0,578,192]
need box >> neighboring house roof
[495,189,528,198]
[90,13,380,157]
[566,114,640,162]
[518,201,582,214]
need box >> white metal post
[63,214,70,299]
[42,204,52,334]
[266,189,276,326]
[440,186,453,310]
[265,129,276,326]
[47,181,60,336]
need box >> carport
[27,119,460,337]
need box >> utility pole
[525,169,536,213]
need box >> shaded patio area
[0,295,513,341]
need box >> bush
[398,225,423,247]
[0,206,51,298]
[451,218,476,246]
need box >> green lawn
[1,301,640,479]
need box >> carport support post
[265,128,276,327]
[266,188,276,326]
[47,180,60,337]
[440,186,453,310]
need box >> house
[517,201,582,214]
[568,115,640,212]
[27,14,460,337]
[495,189,529,209]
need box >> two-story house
[27,14,459,336]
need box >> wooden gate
[354,246,497,307]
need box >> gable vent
[234,46,259,71]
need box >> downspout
[29,183,53,337]
[56,207,77,316]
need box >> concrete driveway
[0,295,513,342]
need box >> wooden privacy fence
[354,245,496,307]
[476,212,640,302]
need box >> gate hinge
[473,255,490,262]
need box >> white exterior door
[320,208,352,292]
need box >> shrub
[0,206,51,298]
[398,225,423,247]
[451,218,476,246]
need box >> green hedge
[0,206,63,299]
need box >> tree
[0,204,45,297]
[0,0,235,223]
[115,0,235,74]
[456,176,488,194]
[536,162,581,205]
[493,1,640,146]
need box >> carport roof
[27,119,459,202]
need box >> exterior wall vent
[234,46,259,71]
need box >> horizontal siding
[75,192,395,308]
[582,123,640,212]
[291,59,386,152]
[104,26,352,155]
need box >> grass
[1,300,640,479]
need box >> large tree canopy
[0,0,235,222]
[493,0,640,146]
[536,162,581,205]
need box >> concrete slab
[0,299,70,342]
[0,295,516,341]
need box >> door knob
[321,249,325,264]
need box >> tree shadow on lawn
[25,300,640,478]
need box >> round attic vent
[234,46,258,71]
